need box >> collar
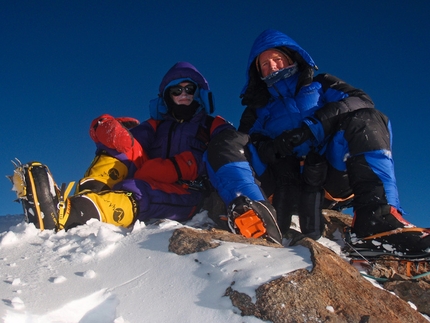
[261,62,299,87]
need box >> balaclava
[163,83,200,122]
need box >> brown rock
[168,227,281,255]
[168,221,429,323]
[252,238,428,322]
[322,209,353,240]
[384,280,430,316]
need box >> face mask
[261,62,299,87]
[171,100,200,121]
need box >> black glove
[274,126,313,157]
[257,140,279,164]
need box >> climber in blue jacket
[206,29,430,253]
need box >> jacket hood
[241,29,317,95]
[149,62,215,120]
[159,61,209,95]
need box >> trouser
[208,109,401,238]
[268,153,326,238]
[270,157,301,235]
[205,128,268,205]
[325,109,402,235]
[63,148,204,230]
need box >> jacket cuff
[303,117,325,145]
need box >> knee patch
[85,191,137,227]
[62,190,138,230]
[302,154,327,187]
[78,154,128,192]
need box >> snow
[0,212,322,323]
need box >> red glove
[89,114,136,153]
[134,151,198,183]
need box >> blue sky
[1,1,429,228]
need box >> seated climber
[225,28,430,253]
[10,61,283,244]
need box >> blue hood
[241,29,317,95]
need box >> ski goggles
[169,83,197,96]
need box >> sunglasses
[169,83,197,96]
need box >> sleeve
[134,151,198,183]
[238,106,258,134]
[130,118,159,154]
[209,115,235,138]
[311,73,375,137]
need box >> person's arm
[311,73,375,137]
[238,106,258,134]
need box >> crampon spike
[11,158,22,168]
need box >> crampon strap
[57,181,75,231]
[234,209,267,239]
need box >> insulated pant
[73,146,205,228]
[205,128,267,205]
[207,109,401,238]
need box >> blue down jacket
[237,29,401,210]
[239,29,375,167]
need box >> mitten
[274,126,313,157]
[256,140,279,164]
[89,114,134,153]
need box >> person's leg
[114,178,204,222]
[298,153,327,240]
[205,128,281,243]
[342,109,413,236]
[206,129,267,204]
[271,157,301,235]
[59,190,138,230]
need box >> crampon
[8,159,75,231]
[343,227,430,281]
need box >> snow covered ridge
[0,212,312,323]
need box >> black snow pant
[259,108,397,238]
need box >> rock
[168,227,281,255]
[322,209,353,240]
[384,280,430,316]
[252,237,428,322]
[168,219,429,323]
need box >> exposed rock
[168,212,429,323]
[322,209,353,240]
[168,227,281,255]
[322,210,430,316]
[383,280,430,316]
[252,237,428,322]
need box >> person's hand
[274,126,312,157]
[89,114,134,153]
[257,140,278,164]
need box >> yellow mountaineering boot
[76,153,129,193]
[8,160,74,231]
[57,190,138,231]
[9,160,137,231]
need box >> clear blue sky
[1,1,429,228]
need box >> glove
[89,114,135,153]
[274,126,313,157]
[257,140,279,164]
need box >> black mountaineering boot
[227,195,282,245]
